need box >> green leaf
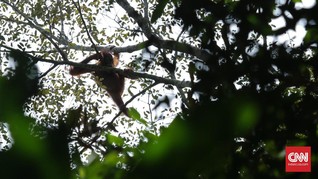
[107,134,124,146]
[304,28,318,44]
[144,116,190,162]
[151,0,169,23]
[129,108,147,125]
[234,101,260,134]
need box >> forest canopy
[0,0,318,178]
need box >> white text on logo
[288,152,308,162]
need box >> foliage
[1,0,318,178]
[0,50,72,178]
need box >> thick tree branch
[69,41,150,53]
[115,0,212,61]
[72,39,212,61]
[143,0,150,22]
[7,47,192,88]
[116,0,156,41]
[157,40,212,61]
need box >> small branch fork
[103,82,158,130]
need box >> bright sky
[271,0,316,46]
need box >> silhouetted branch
[104,82,159,130]
[72,0,99,54]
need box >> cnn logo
[288,152,308,162]
[285,146,311,172]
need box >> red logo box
[285,146,311,172]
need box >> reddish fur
[69,49,129,116]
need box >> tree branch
[1,45,192,88]
[58,59,191,88]
[71,39,212,61]
[0,15,29,26]
[0,0,69,61]
[143,0,149,22]
[38,64,58,79]
[72,0,99,54]
[104,82,158,129]
[116,0,156,41]
[115,0,212,61]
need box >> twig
[173,29,190,108]
[58,0,66,44]
[159,49,190,108]
[72,0,99,54]
[103,82,158,129]
[38,64,58,79]
[147,92,154,134]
